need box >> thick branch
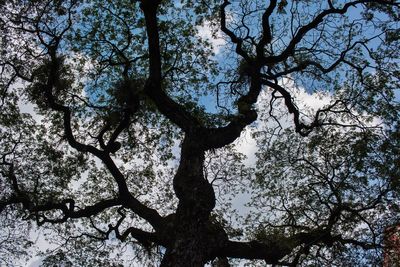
[262,79,320,135]
[256,0,277,58]
[219,226,378,264]
[0,191,119,225]
[220,0,251,61]
[140,0,202,132]
[30,28,163,229]
[220,240,292,264]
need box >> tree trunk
[160,135,220,266]
[160,220,213,267]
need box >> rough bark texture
[160,135,218,266]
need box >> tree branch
[262,0,395,65]
[140,0,203,132]
[256,0,277,58]
[26,17,164,229]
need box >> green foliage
[41,251,73,267]
[250,125,399,265]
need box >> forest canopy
[0,0,399,266]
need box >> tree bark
[160,135,220,266]
[160,221,214,267]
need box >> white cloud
[196,22,227,55]
[235,77,383,167]
[235,82,336,165]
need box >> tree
[0,0,399,266]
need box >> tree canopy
[0,0,399,266]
